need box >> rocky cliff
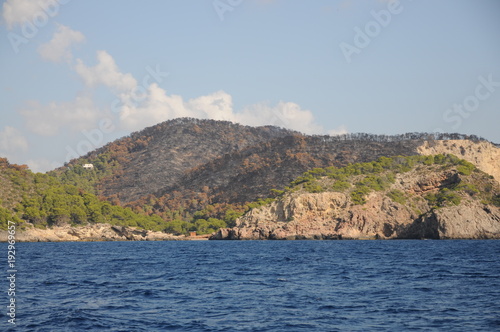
[211,155,500,240]
[418,140,500,184]
[211,193,500,240]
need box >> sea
[2,240,500,331]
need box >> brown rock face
[211,193,500,240]
[428,203,500,239]
[210,169,500,240]
[418,140,500,184]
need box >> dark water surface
[2,240,500,331]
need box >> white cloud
[234,101,323,134]
[117,86,324,134]
[119,88,236,131]
[185,90,234,122]
[119,83,191,130]
[0,126,29,153]
[73,50,326,134]
[26,158,61,173]
[75,51,137,92]
[20,95,102,136]
[19,46,328,167]
[328,125,349,136]
[73,50,325,134]
[38,24,85,62]
[2,0,55,29]
[0,126,30,168]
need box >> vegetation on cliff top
[273,154,499,209]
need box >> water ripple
[5,240,500,331]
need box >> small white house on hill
[83,164,94,170]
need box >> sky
[0,0,499,172]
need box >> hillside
[49,118,500,229]
[52,118,297,203]
[0,158,169,232]
[211,154,500,240]
[2,117,499,239]
[164,135,424,206]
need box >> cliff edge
[418,140,500,184]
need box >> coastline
[0,223,210,242]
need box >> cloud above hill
[0,126,28,152]
[38,24,85,62]
[68,49,330,135]
[20,95,102,136]
[12,16,346,171]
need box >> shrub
[304,180,324,193]
[492,194,500,207]
[331,181,350,192]
[434,154,446,164]
[386,173,396,184]
[439,190,461,206]
[0,207,22,230]
[328,172,348,181]
[387,190,407,204]
[455,183,479,196]
[423,155,435,165]
[270,189,285,197]
[207,218,227,233]
[308,168,326,177]
[425,193,438,207]
[246,198,275,211]
[351,187,371,205]
[357,175,391,192]
[457,160,475,175]
[290,174,313,186]
[426,189,461,207]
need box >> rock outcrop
[418,140,500,183]
[211,194,500,240]
[211,166,500,240]
[0,223,185,242]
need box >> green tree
[165,220,190,235]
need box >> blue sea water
[2,240,500,331]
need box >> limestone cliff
[212,193,500,240]
[211,156,500,240]
[418,140,500,183]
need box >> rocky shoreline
[211,166,500,240]
[210,193,500,240]
[0,223,208,242]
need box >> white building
[83,164,94,170]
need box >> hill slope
[164,135,424,205]
[0,158,169,232]
[49,118,500,231]
[52,118,297,203]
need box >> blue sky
[1,0,499,172]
